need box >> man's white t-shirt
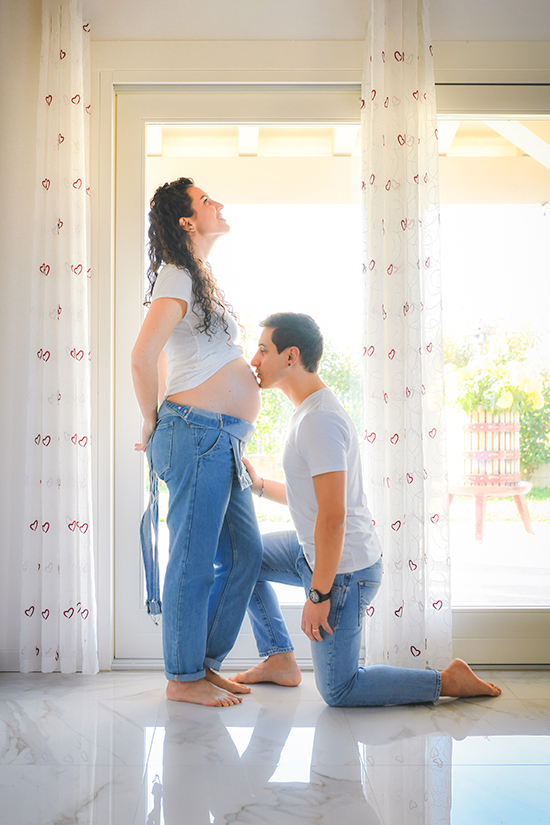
[282,387,382,574]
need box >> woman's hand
[301,599,333,642]
[134,419,156,452]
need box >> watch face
[309,589,320,603]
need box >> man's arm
[243,457,287,505]
[301,470,346,641]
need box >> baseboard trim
[110,657,315,671]
[468,663,550,670]
[4,654,545,673]
[0,651,20,672]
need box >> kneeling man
[231,312,501,707]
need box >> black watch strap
[308,588,331,604]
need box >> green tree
[318,343,363,438]
[443,334,476,369]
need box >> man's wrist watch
[308,588,331,604]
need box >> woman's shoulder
[152,264,193,301]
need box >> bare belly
[166,357,262,424]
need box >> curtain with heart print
[361,0,452,671]
[20,0,98,674]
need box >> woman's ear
[179,217,195,231]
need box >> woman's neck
[191,235,216,263]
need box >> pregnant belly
[167,357,262,424]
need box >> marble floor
[1,669,549,825]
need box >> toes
[232,684,251,694]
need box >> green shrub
[520,382,550,477]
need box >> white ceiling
[83,0,550,42]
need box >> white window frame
[91,42,550,669]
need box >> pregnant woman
[132,177,262,707]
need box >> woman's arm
[131,297,186,451]
[243,457,287,505]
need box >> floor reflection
[145,681,550,825]
[0,671,549,824]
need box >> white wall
[0,0,42,669]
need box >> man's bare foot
[228,652,302,687]
[440,659,501,698]
[206,667,251,695]
[166,676,242,707]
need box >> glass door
[112,87,550,668]
[440,117,550,664]
[113,88,361,666]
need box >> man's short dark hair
[261,312,324,373]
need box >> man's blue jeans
[142,402,263,682]
[248,530,441,707]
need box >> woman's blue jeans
[248,530,441,707]
[142,401,263,682]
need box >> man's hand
[243,457,287,504]
[302,598,333,642]
[242,457,260,487]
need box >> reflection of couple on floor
[159,689,501,824]
[159,700,383,824]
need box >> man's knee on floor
[314,674,349,707]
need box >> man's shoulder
[307,390,350,424]
[295,401,351,445]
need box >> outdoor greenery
[520,380,550,477]
[444,324,545,415]
[444,323,550,477]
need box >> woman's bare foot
[440,659,501,698]
[206,667,251,695]
[229,652,302,687]
[166,677,242,706]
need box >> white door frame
[112,86,362,668]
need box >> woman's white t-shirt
[151,264,244,395]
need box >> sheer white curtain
[20,0,98,674]
[361,0,452,670]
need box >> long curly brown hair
[145,177,234,338]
